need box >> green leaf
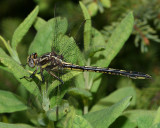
[91,12,134,92]
[48,71,81,96]
[73,115,93,128]
[0,65,11,73]
[54,34,83,64]
[0,48,40,96]
[0,122,35,128]
[152,107,160,125]
[57,107,92,128]
[100,0,111,8]
[0,36,13,58]
[151,123,160,128]
[11,6,39,51]
[87,2,98,16]
[68,87,92,100]
[57,107,76,128]
[80,2,91,51]
[109,116,137,128]
[124,110,156,128]
[29,17,68,56]
[34,17,46,31]
[84,96,132,128]
[47,100,69,121]
[0,90,27,113]
[101,11,134,66]
[85,45,105,58]
[91,87,136,112]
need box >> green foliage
[84,96,132,128]
[101,0,160,53]
[0,1,159,128]
[0,90,28,113]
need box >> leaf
[152,107,160,125]
[87,2,98,16]
[29,17,68,56]
[54,34,83,64]
[91,87,136,112]
[109,116,137,128]
[85,45,105,58]
[0,48,40,96]
[100,0,111,8]
[151,123,160,128]
[84,96,132,128]
[47,100,70,121]
[34,17,46,31]
[0,65,11,73]
[0,122,35,128]
[73,115,93,128]
[57,107,93,128]
[48,71,81,96]
[124,110,156,128]
[68,87,92,100]
[0,90,27,113]
[91,12,134,92]
[57,107,76,128]
[11,6,39,51]
[80,2,91,51]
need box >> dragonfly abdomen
[62,63,151,79]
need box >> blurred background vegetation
[0,0,160,118]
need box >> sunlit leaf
[84,96,132,128]
[0,48,40,96]
[80,2,91,51]
[0,90,27,113]
[91,87,136,112]
[0,122,35,128]
[11,6,39,51]
[91,12,134,92]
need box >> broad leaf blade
[84,96,132,128]
[57,107,76,128]
[29,17,68,55]
[91,87,136,112]
[110,116,137,128]
[48,71,81,96]
[91,12,134,92]
[0,90,27,113]
[80,2,91,51]
[152,107,160,125]
[68,87,92,100]
[0,48,40,96]
[11,6,39,50]
[124,110,156,128]
[0,122,35,128]
[47,101,69,121]
[73,115,93,128]
[103,12,134,66]
[34,17,46,31]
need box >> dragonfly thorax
[27,53,38,68]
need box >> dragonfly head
[27,53,38,68]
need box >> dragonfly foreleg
[20,67,39,80]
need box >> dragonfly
[20,51,152,84]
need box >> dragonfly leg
[47,71,64,84]
[40,68,45,83]
[20,67,39,80]
[30,67,39,78]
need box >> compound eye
[28,58,35,68]
[32,53,37,59]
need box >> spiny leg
[47,71,64,84]
[40,67,45,83]
[20,67,39,80]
